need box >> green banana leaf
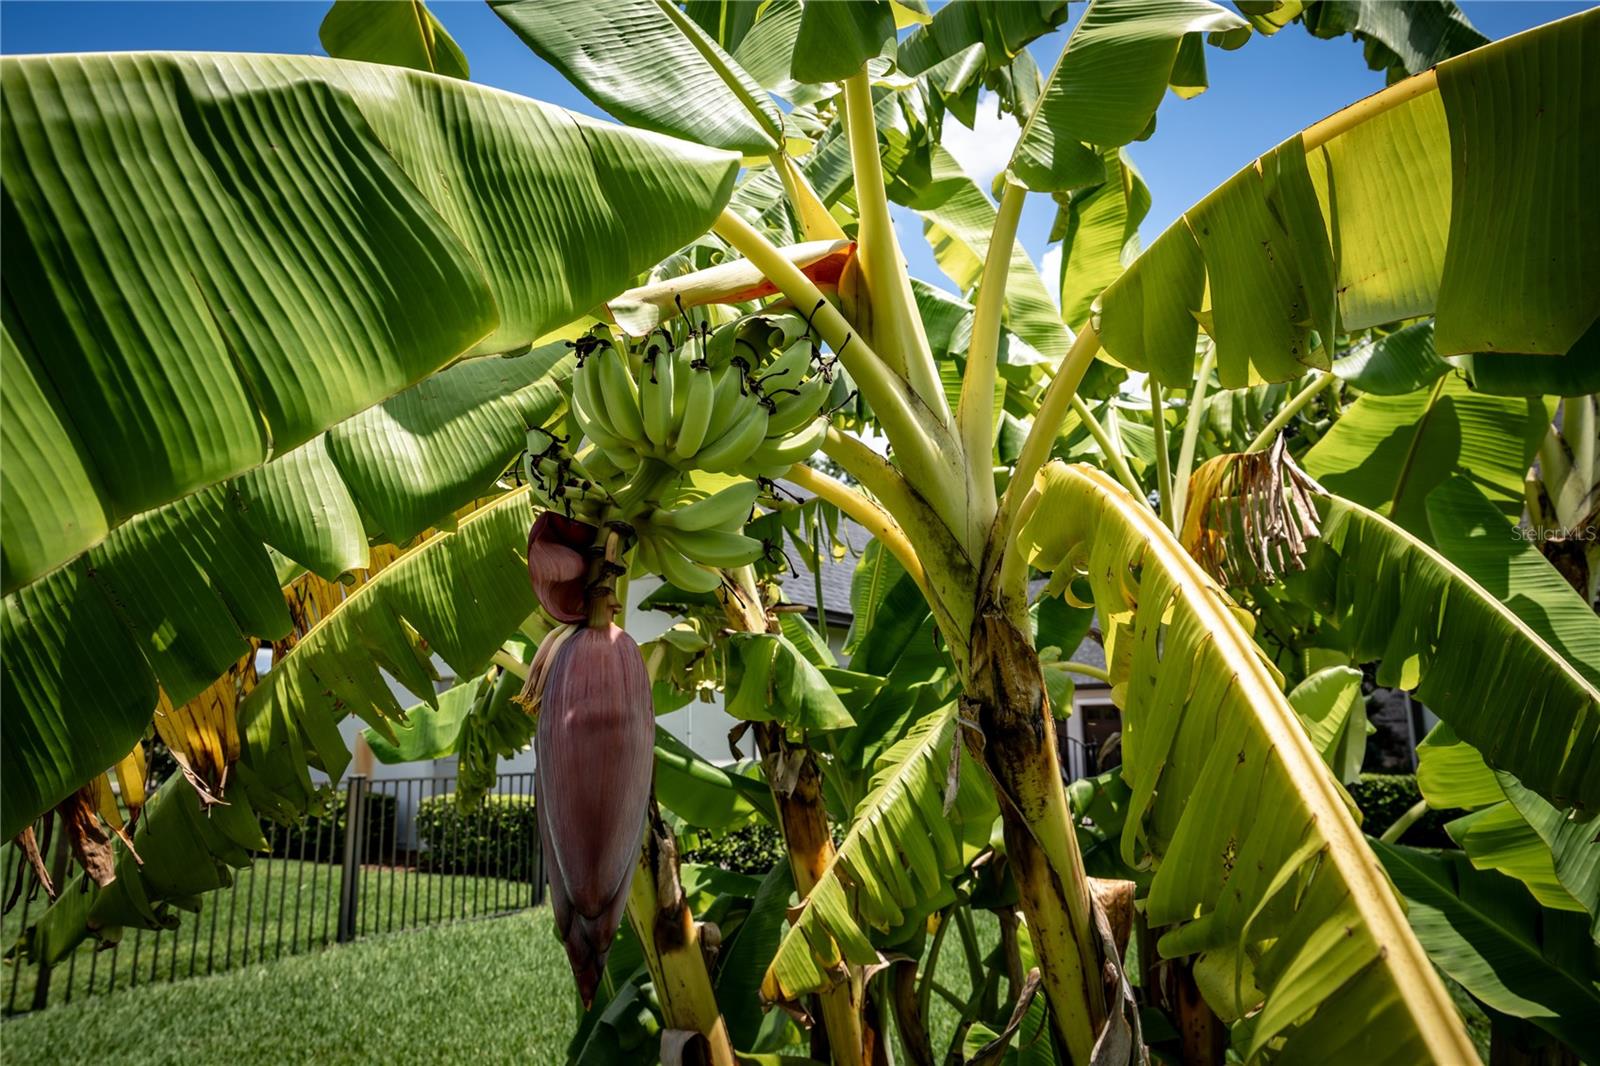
[905,146,1071,364]
[1288,494,1599,810]
[654,726,774,830]
[762,703,998,1003]
[897,0,1070,77]
[1371,840,1600,1060]
[1330,321,1451,396]
[724,630,855,732]
[1285,665,1370,786]
[0,344,566,839]
[1051,149,1151,334]
[1016,461,1478,1063]
[240,487,539,819]
[492,0,783,155]
[789,0,895,84]
[1303,375,1548,537]
[1098,10,1599,386]
[1245,1,1487,83]
[365,682,477,764]
[1009,0,1246,192]
[0,50,737,595]
[22,487,543,958]
[1416,724,1598,938]
[319,0,469,78]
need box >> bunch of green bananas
[631,479,768,594]
[569,317,840,481]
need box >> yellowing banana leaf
[762,704,998,1003]
[492,0,783,155]
[1288,494,1600,810]
[1016,461,1476,1063]
[1098,10,1599,386]
[0,50,737,595]
[1371,840,1600,1062]
[319,0,469,78]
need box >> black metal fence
[2,772,542,1016]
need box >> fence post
[530,770,545,907]
[337,775,368,944]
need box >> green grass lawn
[2,910,575,1065]
[3,855,537,1014]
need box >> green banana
[699,363,755,447]
[659,526,764,567]
[743,416,829,478]
[673,360,715,461]
[656,480,761,533]
[571,360,617,438]
[764,369,831,437]
[641,341,675,448]
[695,404,770,473]
[752,340,813,394]
[594,345,646,443]
[652,537,724,593]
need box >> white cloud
[941,92,1019,198]
[1038,244,1062,308]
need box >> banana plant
[3,2,1598,1065]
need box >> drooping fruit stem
[626,807,737,1066]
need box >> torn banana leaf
[1014,461,1476,1063]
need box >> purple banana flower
[527,512,598,623]
[535,623,654,1007]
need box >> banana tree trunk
[753,721,872,1066]
[627,806,737,1066]
[963,607,1107,1062]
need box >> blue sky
[3,0,1587,296]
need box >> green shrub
[1347,773,1457,848]
[680,822,785,875]
[417,792,540,879]
[270,789,398,864]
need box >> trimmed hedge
[1347,773,1457,848]
[269,790,398,864]
[417,793,540,880]
[680,822,786,875]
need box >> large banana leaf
[24,488,542,959]
[1051,149,1150,333]
[0,50,738,594]
[1244,1,1487,83]
[1302,375,1548,536]
[1416,725,1598,937]
[240,488,538,818]
[1098,10,1599,386]
[1009,0,1246,192]
[905,146,1071,363]
[762,703,997,1003]
[1287,494,1599,810]
[1371,840,1600,1061]
[0,344,566,839]
[1016,461,1476,1063]
[492,0,783,155]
